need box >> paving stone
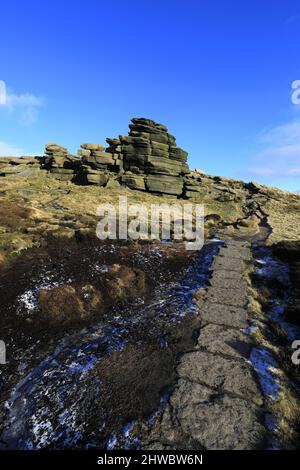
[225,240,250,249]
[209,276,247,290]
[205,287,248,307]
[212,256,246,272]
[197,324,253,359]
[200,302,249,328]
[209,269,244,282]
[177,350,263,405]
[168,380,266,450]
[219,246,251,260]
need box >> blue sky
[1,0,300,191]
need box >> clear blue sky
[1,0,300,191]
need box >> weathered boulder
[0,159,41,177]
[41,143,80,182]
[45,143,68,154]
[86,172,108,186]
[146,156,183,176]
[77,149,91,158]
[104,117,190,195]
[146,175,184,196]
[169,146,188,162]
[80,143,105,151]
[121,174,146,190]
[77,140,123,183]
[82,154,115,166]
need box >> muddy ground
[0,234,220,448]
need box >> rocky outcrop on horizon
[0,117,299,210]
[42,143,80,181]
[79,143,122,184]
[1,117,300,248]
[0,117,192,197]
[112,118,189,196]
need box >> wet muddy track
[0,237,222,449]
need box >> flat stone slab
[197,324,253,359]
[177,350,263,405]
[200,302,249,328]
[168,379,266,450]
[147,237,267,451]
[218,246,251,260]
[210,269,244,282]
[225,240,250,249]
[205,287,248,307]
[209,276,247,290]
[212,256,246,272]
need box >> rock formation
[0,118,190,197]
[0,156,40,177]
[78,143,122,185]
[42,143,80,181]
[1,118,300,233]
[38,118,191,197]
[106,118,189,196]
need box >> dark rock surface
[145,239,267,450]
[106,117,189,196]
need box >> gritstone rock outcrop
[38,118,191,197]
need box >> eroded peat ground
[0,235,222,449]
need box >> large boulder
[80,143,105,151]
[146,175,184,196]
[45,143,68,154]
[121,174,146,190]
[103,118,191,194]
[83,154,115,166]
[86,172,109,186]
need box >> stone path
[146,240,267,450]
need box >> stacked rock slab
[0,157,41,177]
[78,143,122,185]
[106,118,189,196]
[43,143,80,181]
[105,139,124,170]
[183,172,206,200]
[15,118,193,195]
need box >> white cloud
[0,141,24,156]
[0,80,6,104]
[285,13,300,25]
[0,89,44,125]
[258,120,300,146]
[248,119,300,178]
[5,92,43,109]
